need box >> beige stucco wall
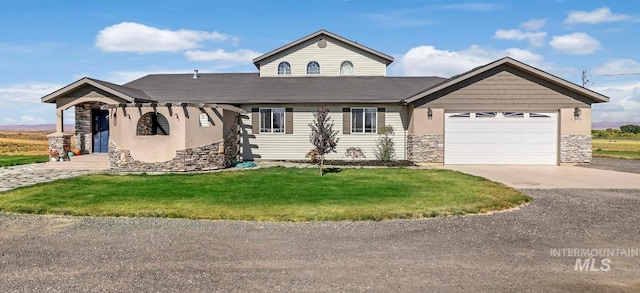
[560,107,591,135]
[258,36,388,77]
[409,107,444,136]
[110,106,230,163]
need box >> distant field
[592,139,640,159]
[0,132,50,155]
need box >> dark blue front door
[92,110,109,153]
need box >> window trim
[277,61,291,75]
[259,108,286,134]
[350,107,377,134]
[307,61,320,75]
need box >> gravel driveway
[1,188,639,292]
[581,157,640,174]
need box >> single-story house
[41,29,609,172]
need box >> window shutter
[377,107,385,134]
[285,108,293,134]
[342,108,350,134]
[251,108,259,134]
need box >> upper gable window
[340,61,354,75]
[277,61,291,75]
[307,61,320,75]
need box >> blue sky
[1,0,639,125]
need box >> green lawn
[0,167,530,221]
[593,139,640,159]
[0,155,49,167]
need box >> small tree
[309,106,339,175]
[374,125,395,162]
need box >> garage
[444,112,558,165]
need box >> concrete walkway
[441,165,640,189]
[0,164,97,192]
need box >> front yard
[593,139,640,159]
[0,167,529,221]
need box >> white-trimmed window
[351,108,377,133]
[307,61,320,75]
[278,61,291,75]
[260,108,285,133]
[340,61,354,75]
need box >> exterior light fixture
[427,108,433,120]
[574,107,581,119]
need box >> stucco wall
[560,107,591,135]
[409,107,444,136]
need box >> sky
[1,0,639,126]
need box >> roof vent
[193,69,199,79]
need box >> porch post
[48,106,71,160]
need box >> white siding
[240,105,407,161]
[258,37,387,77]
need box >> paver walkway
[0,164,97,192]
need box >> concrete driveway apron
[440,165,640,189]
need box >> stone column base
[47,132,72,160]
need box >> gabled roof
[41,77,153,103]
[404,57,610,104]
[125,73,444,104]
[252,29,395,68]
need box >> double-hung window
[260,108,285,133]
[351,108,377,133]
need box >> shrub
[374,125,395,162]
[344,147,366,160]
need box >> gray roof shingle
[124,73,445,104]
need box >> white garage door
[445,112,558,165]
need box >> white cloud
[549,33,601,54]
[493,29,547,46]
[0,83,61,105]
[184,49,262,62]
[395,45,548,77]
[95,22,229,53]
[591,80,640,123]
[521,19,547,31]
[592,59,640,76]
[17,115,48,125]
[564,7,629,24]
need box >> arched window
[137,112,170,135]
[277,61,291,75]
[307,61,320,75]
[340,61,354,75]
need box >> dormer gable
[253,30,393,77]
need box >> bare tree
[309,106,339,175]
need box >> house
[41,29,608,172]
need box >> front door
[92,109,109,153]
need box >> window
[340,61,354,75]
[450,113,471,118]
[504,112,525,118]
[351,108,377,133]
[307,61,320,75]
[277,61,291,75]
[475,112,497,118]
[260,108,285,133]
[529,113,551,118]
[137,112,169,135]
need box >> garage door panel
[445,112,557,165]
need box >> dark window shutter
[285,108,293,134]
[342,108,351,134]
[377,107,385,134]
[251,108,259,134]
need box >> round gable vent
[317,39,327,48]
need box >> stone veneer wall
[48,134,71,159]
[109,140,236,172]
[407,135,444,163]
[75,103,95,154]
[560,134,592,163]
